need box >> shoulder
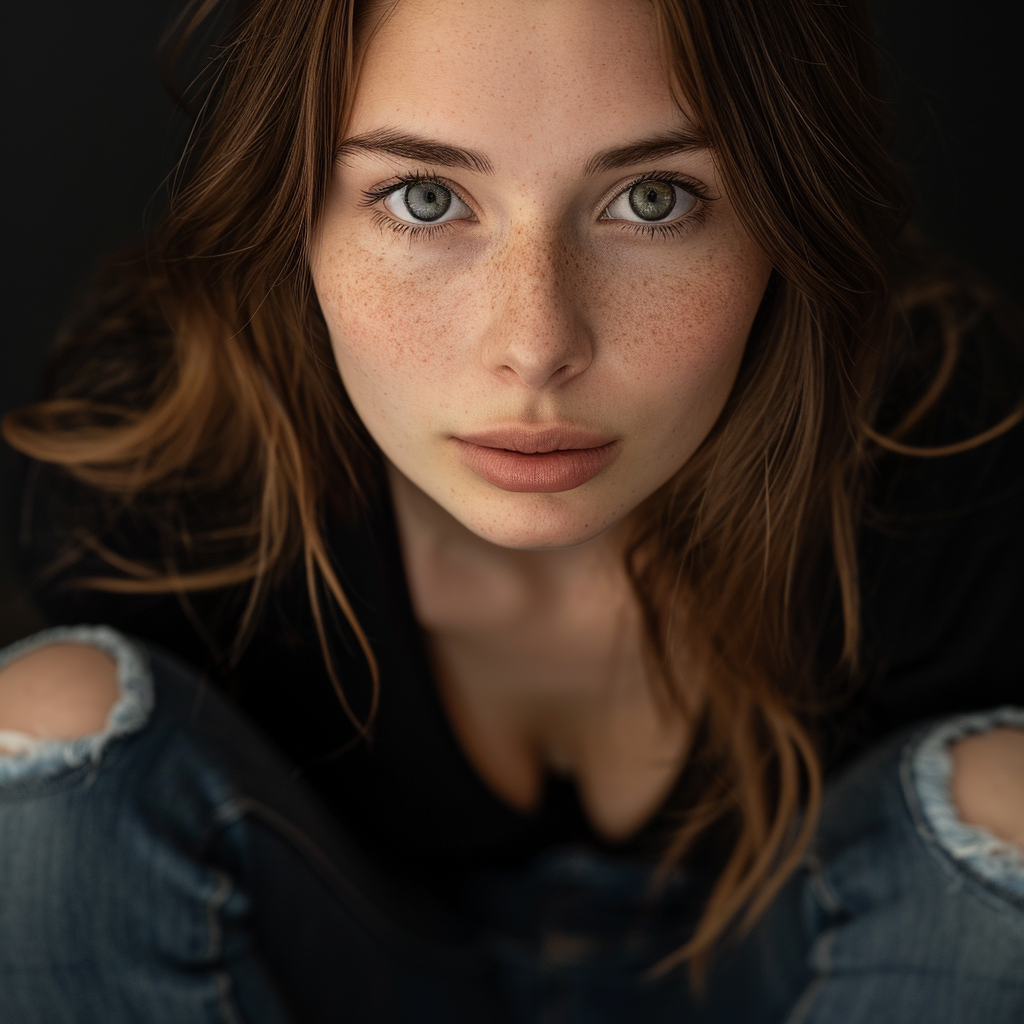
[0,642,119,741]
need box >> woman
[1,0,1022,1020]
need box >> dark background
[1,1,1021,645]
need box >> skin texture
[310,0,770,835]
[0,644,118,742]
[315,0,770,552]
[951,728,1024,851]
[313,0,771,553]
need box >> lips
[457,425,616,454]
[454,425,619,492]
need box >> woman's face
[311,0,772,549]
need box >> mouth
[453,426,619,492]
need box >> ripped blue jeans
[1,626,1022,1023]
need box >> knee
[950,727,1024,852]
[0,642,119,744]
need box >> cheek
[596,246,769,418]
[312,213,770,452]
[314,242,477,422]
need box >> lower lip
[454,439,619,492]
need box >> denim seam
[781,926,835,1024]
[902,706,1024,905]
[0,625,156,787]
[781,973,828,1024]
[212,798,248,830]
[803,851,847,918]
[199,806,246,1024]
[205,870,234,962]
[214,970,244,1024]
[189,788,248,864]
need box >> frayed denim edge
[0,625,155,787]
[911,706,1024,898]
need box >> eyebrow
[583,128,709,175]
[336,128,493,173]
[335,126,709,177]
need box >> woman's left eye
[603,180,697,224]
[383,181,473,225]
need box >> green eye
[628,181,676,221]
[383,179,472,225]
[604,179,696,225]
[404,181,452,221]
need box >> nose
[479,226,595,390]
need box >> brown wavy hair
[5,0,1020,980]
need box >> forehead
[350,0,692,171]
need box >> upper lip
[455,425,616,454]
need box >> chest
[410,562,691,843]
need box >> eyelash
[359,170,713,240]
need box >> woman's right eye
[383,181,473,225]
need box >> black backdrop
[1,1,1021,637]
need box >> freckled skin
[310,0,773,551]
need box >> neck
[384,463,689,836]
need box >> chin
[451,491,625,550]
